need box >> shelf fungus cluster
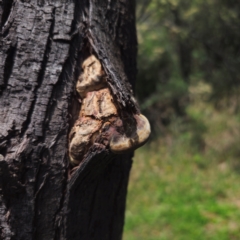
[68,55,151,165]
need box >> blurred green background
[123,0,240,239]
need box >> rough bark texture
[0,0,137,239]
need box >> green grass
[123,100,240,240]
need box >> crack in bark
[52,167,68,240]
[34,172,49,199]
[86,183,99,231]
[0,44,16,94]
[0,196,13,240]
[20,8,56,139]
[0,0,14,30]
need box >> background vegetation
[124,0,240,239]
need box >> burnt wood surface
[0,0,137,239]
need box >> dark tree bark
[0,0,138,239]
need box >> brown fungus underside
[69,55,151,165]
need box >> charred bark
[0,0,139,239]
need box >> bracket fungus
[69,55,151,165]
[109,114,151,153]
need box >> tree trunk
[0,0,138,239]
